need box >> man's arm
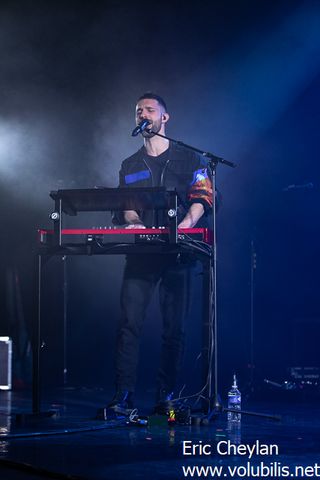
[182,159,214,227]
[178,203,204,229]
[123,210,146,229]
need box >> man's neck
[144,134,169,157]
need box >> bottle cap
[233,374,238,388]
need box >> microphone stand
[147,129,236,414]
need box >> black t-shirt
[142,148,170,226]
[143,148,170,187]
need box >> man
[109,93,213,414]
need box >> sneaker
[105,390,134,416]
[154,389,174,415]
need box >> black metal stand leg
[248,239,257,394]
[32,253,42,415]
[16,252,59,423]
[200,257,210,413]
[62,255,68,385]
[204,163,222,415]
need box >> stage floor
[0,388,319,479]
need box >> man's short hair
[137,93,167,112]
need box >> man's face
[135,98,168,137]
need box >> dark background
[1,0,319,399]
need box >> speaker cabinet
[0,337,12,390]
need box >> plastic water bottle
[227,374,241,422]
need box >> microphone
[131,119,151,137]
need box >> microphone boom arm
[147,130,237,169]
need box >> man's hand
[123,210,145,229]
[178,203,204,228]
[125,223,146,229]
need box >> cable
[172,264,215,411]
[178,351,203,398]
[179,238,212,256]
[0,419,126,440]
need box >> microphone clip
[131,119,151,137]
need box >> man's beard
[142,117,162,138]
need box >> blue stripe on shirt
[125,169,151,184]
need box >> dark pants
[116,254,196,393]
